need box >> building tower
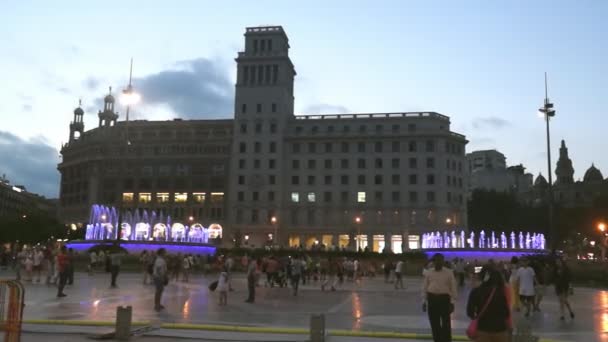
[69,100,85,142]
[227,26,297,246]
[555,140,574,184]
[98,87,118,128]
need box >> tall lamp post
[354,216,362,251]
[538,73,556,253]
[271,216,278,247]
[599,222,607,261]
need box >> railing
[246,26,283,33]
[294,112,450,121]
[0,280,25,342]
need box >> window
[239,142,246,153]
[256,103,262,113]
[241,103,247,114]
[272,64,278,83]
[447,192,452,203]
[409,191,418,202]
[308,142,316,153]
[290,209,298,225]
[270,123,277,133]
[268,191,275,201]
[269,159,276,169]
[193,192,205,203]
[293,143,300,153]
[327,126,334,133]
[272,103,277,113]
[446,159,451,170]
[240,124,247,134]
[211,192,224,203]
[374,175,383,185]
[408,123,416,132]
[237,191,245,202]
[458,178,463,188]
[324,191,332,202]
[238,175,245,185]
[375,142,383,153]
[341,142,349,153]
[254,159,260,169]
[427,158,436,169]
[254,142,261,153]
[251,209,259,224]
[307,175,315,185]
[269,175,276,185]
[392,158,400,168]
[139,193,151,203]
[343,125,350,133]
[392,141,400,152]
[358,142,365,153]
[308,159,316,169]
[292,176,299,185]
[392,174,400,185]
[375,158,383,168]
[358,175,366,185]
[292,160,300,169]
[426,140,435,152]
[324,175,332,185]
[358,158,366,169]
[312,126,319,134]
[427,191,436,202]
[341,175,349,185]
[375,191,383,201]
[325,142,332,153]
[174,192,187,203]
[255,123,262,133]
[359,125,367,133]
[357,192,366,203]
[156,192,169,203]
[324,159,332,169]
[408,141,417,152]
[392,124,400,133]
[341,191,349,202]
[392,191,400,202]
[458,162,463,172]
[307,192,316,202]
[341,159,349,168]
[427,174,435,185]
[252,192,259,201]
[409,174,418,185]
[375,124,383,132]
[409,157,417,168]
[307,209,315,225]
[269,142,277,153]
[291,192,300,202]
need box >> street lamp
[120,58,140,146]
[598,223,606,233]
[446,218,452,224]
[188,216,194,222]
[271,216,278,247]
[538,72,557,253]
[354,216,362,251]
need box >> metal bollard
[115,306,133,341]
[310,314,326,342]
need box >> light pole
[599,223,607,261]
[355,216,362,251]
[538,72,556,253]
[271,216,278,247]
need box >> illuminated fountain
[421,229,546,251]
[69,204,219,255]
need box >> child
[217,269,228,306]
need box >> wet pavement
[5,271,607,342]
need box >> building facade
[0,175,57,218]
[59,25,468,251]
[466,149,533,199]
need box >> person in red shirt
[56,246,69,298]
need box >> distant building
[0,175,57,218]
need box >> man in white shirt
[422,253,457,342]
[33,249,44,283]
[515,257,536,317]
[394,260,404,289]
[153,248,168,311]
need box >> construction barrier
[0,280,25,342]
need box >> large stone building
[58,25,468,251]
[466,149,533,198]
[0,175,57,218]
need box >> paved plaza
[4,270,607,341]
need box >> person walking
[554,258,575,320]
[33,248,43,283]
[422,253,457,342]
[140,250,152,285]
[245,257,257,303]
[153,248,168,311]
[514,258,536,317]
[66,248,75,285]
[466,268,511,342]
[533,261,548,312]
[394,259,405,290]
[109,247,123,288]
[182,254,191,282]
[290,255,303,296]
[508,257,521,311]
[321,257,339,291]
[217,268,229,306]
[56,246,69,298]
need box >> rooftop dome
[583,164,604,183]
[104,93,115,103]
[73,106,84,115]
[534,173,548,188]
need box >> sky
[1,1,606,198]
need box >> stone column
[403,230,410,251]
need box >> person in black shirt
[466,268,510,342]
[554,258,574,320]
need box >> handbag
[208,280,218,292]
[466,287,496,340]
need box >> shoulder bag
[466,287,496,340]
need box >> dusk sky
[1,1,606,198]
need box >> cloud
[0,131,60,198]
[302,103,350,115]
[84,77,100,91]
[57,87,70,95]
[22,104,32,112]
[132,58,233,119]
[472,117,510,129]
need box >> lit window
[308,192,316,202]
[357,192,366,203]
[122,192,134,203]
[291,192,300,203]
[174,193,188,203]
[157,192,169,203]
[139,193,151,203]
[193,192,206,203]
[211,192,224,203]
